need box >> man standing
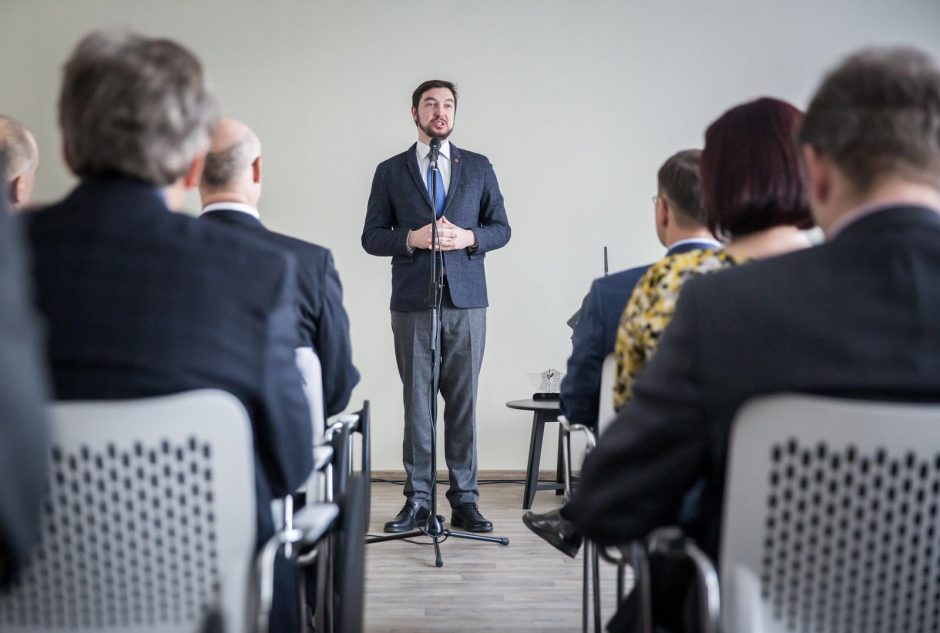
[525,46,940,631]
[362,80,511,533]
[199,117,360,417]
[0,115,39,211]
[559,149,718,429]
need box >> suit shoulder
[183,215,293,277]
[266,230,332,265]
[594,265,650,292]
[453,146,492,166]
[375,149,413,172]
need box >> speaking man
[362,80,511,533]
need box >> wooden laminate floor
[364,480,625,633]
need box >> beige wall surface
[3,0,939,472]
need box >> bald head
[199,117,262,207]
[0,115,39,210]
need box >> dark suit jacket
[567,206,940,558]
[0,203,51,585]
[26,177,313,542]
[362,143,511,311]
[560,240,719,427]
[200,208,360,416]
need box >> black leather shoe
[450,502,494,532]
[383,501,430,533]
[522,508,582,558]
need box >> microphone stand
[367,139,509,566]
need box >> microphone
[429,137,441,168]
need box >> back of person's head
[799,47,940,193]
[58,30,218,186]
[657,149,705,227]
[0,115,39,209]
[702,97,813,239]
[200,117,261,203]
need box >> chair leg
[582,540,591,633]
[592,544,602,633]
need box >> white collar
[669,237,722,250]
[416,139,451,161]
[201,202,260,219]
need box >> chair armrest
[256,502,340,633]
[646,528,720,633]
[313,446,334,471]
[558,416,597,499]
[293,503,340,547]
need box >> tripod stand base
[366,515,510,567]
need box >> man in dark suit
[526,46,940,631]
[560,149,718,429]
[199,117,359,418]
[362,80,511,533]
[0,171,50,587]
[25,33,312,628]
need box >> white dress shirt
[416,139,451,196]
[200,202,260,219]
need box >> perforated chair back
[0,390,258,633]
[720,394,940,633]
[295,347,326,442]
[597,353,617,435]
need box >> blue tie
[426,163,446,218]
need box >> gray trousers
[391,288,486,509]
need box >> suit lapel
[442,143,462,217]
[405,143,434,212]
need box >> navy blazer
[0,202,51,585]
[362,143,511,311]
[26,178,313,543]
[201,209,360,417]
[559,240,719,427]
[567,206,940,558]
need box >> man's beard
[417,117,453,140]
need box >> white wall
[2,0,939,472]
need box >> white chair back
[0,390,257,633]
[597,352,617,434]
[295,347,325,443]
[721,394,940,633]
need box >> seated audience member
[525,46,940,632]
[559,149,719,429]
[612,97,813,408]
[25,31,311,629]
[199,117,360,417]
[0,115,39,211]
[0,172,51,587]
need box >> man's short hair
[411,80,458,110]
[702,97,813,238]
[799,47,940,191]
[0,115,37,182]
[657,149,705,225]
[201,136,253,190]
[58,30,218,186]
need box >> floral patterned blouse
[612,248,743,409]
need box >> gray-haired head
[800,46,940,192]
[0,115,39,209]
[58,30,218,185]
